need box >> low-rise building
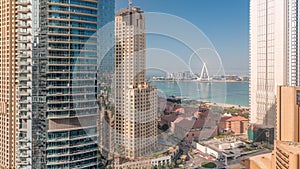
[113,146,179,169]
[219,116,249,134]
[171,117,218,144]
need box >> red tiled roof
[220,116,232,122]
[161,113,179,123]
[226,116,248,122]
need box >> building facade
[246,86,300,169]
[0,0,17,168]
[114,7,158,159]
[249,0,287,127]
[14,0,114,168]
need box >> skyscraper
[114,7,158,159]
[14,0,114,168]
[0,0,17,168]
[287,0,300,86]
[249,0,287,127]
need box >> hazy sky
[115,0,249,76]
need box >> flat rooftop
[249,153,272,169]
[276,141,300,154]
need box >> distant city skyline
[116,0,249,75]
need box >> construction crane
[128,0,133,9]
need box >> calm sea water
[150,81,249,107]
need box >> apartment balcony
[47,147,99,160]
[19,152,30,158]
[17,24,31,29]
[17,61,30,66]
[47,1,69,6]
[18,30,30,36]
[18,99,30,104]
[19,114,30,120]
[17,16,31,21]
[70,4,97,11]
[19,107,30,111]
[48,24,71,29]
[16,0,31,6]
[73,161,98,169]
[17,53,30,58]
[69,19,97,25]
[17,7,31,13]
[18,76,31,81]
[47,137,70,143]
[18,84,31,89]
[46,160,70,166]
[18,161,30,166]
[17,39,31,43]
[48,32,70,36]
[19,69,31,74]
[19,91,29,96]
[18,137,30,143]
[17,46,31,51]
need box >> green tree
[161,124,169,131]
[176,159,182,165]
[171,162,176,168]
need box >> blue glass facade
[17,0,115,168]
[46,0,101,168]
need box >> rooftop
[276,141,300,154]
[249,153,272,169]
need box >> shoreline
[162,96,250,109]
[201,101,249,109]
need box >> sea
[150,81,249,107]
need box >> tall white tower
[249,0,287,127]
[114,7,158,159]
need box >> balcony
[17,7,31,13]
[18,16,31,21]
[18,61,30,66]
[19,152,29,158]
[17,23,31,29]
[18,30,30,36]
[18,76,31,81]
[18,161,30,166]
[17,53,30,58]
[17,46,31,51]
[16,0,31,6]
[17,39,31,43]
[19,69,31,73]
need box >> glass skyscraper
[16,0,114,168]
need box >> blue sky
[116,0,249,76]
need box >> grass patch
[201,162,217,168]
[214,134,234,139]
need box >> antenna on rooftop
[128,0,133,9]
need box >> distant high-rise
[0,0,17,168]
[14,0,115,168]
[287,0,300,86]
[249,0,287,127]
[114,7,158,159]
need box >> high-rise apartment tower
[0,0,17,168]
[114,7,158,159]
[249,0,287,127]
[14,0,114,168]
